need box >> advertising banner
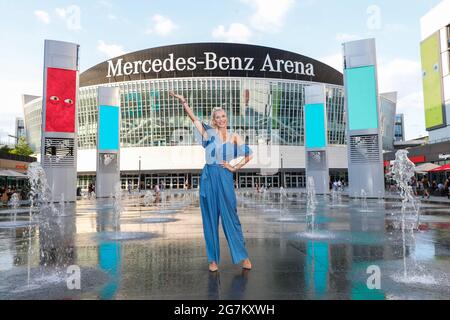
[421,31,445,130]
[45,68,77,133]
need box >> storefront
[0,151,36,199]
[384,140,450,183]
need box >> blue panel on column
[305,103,326,148]
[345,65,378,131]
[99,105,119,151]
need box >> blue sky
[0,0,443,140]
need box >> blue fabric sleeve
[193,119,214,148]
[235,144,252,157]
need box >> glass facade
[77,77,345,149]
[24,76,346,190]
[394,114,405,142]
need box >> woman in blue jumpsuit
[170,92,253,272]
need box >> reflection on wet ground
[1,190,450,300]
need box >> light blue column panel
[304,84,329,195]
[96,86,120,199]
[305,103,327,148]
[99,105,119,152]
[345,66,379,131]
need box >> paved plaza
[1,190,450,300]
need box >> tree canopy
[9,137,34,156]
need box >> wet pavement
[1,190,450,300]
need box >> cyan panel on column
[305,103,327,148]
[345,65,378,131]
[99,105,119,151]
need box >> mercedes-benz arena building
[23,43,347,190]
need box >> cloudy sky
[0,0,443,140]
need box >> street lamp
[138,156,141,192]
[8,135,19,146]
[280,153,284,188]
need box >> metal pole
[138,156,141,192]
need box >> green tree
[10,137,34,156]
[0,145,12,153]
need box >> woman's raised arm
[169,91,207,140]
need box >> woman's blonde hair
[210,107,226,128]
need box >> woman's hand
[221,161,236,173]
[169,91,186,103]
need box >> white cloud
[212,23,252,43]
[0,77,40,137]
[107,13,117,20]
[385,23,408,33]
[98,0,113,8]
[378,59,421,96]
[97,40,126,58]
[335,33,360,43]
[241,0,295,33]
[34,10,50,24]
[146,14,177,36]
[55,5,82,31]
[396,91,427,140]
[378,58,426,140]
[318,53,343,72]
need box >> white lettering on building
[106,52,316,78]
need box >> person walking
[422,177,430,199]
[411,176,418,196]
[170,91,253,272]
[445,177,450,199]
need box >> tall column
[40,40,80,202]
[96,87,121,198]
[343,39,385,198]
[304,84,329,195]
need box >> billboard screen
[421,32,444,130]
[305,103,327,148]
[99,105,120,151]
[345,65,378,131]
[44,67,77,133]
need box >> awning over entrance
[429,164,450,173]
[414,163,440,173]
[0,169,28,178]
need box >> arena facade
[23,43,348,190]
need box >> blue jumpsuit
[194,120,252,265]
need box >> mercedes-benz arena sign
[80,43,343,87]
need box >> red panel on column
[45,68,76,133]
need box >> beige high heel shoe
[242,258,252,270]
[209,262,219,272]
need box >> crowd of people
[0,185,30,204]
[409,176,450,199]
[389,176,450,199]
[331,179,346,192]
